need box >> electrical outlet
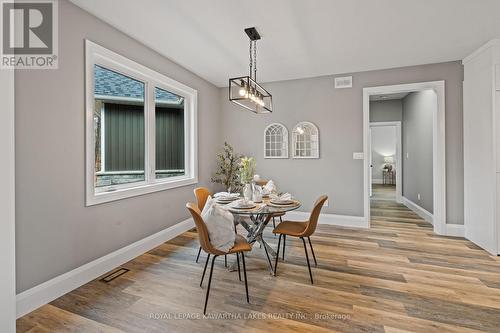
[324,199,329,207]
[406,153,409,159]
[353,152,364,160]
[417,193,421,200]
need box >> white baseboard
[444,224,465,237]
[16,218,194,319]
[285,211,369,228]
[401,196,433,224]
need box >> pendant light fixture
[229,27,273,113]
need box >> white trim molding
[445,224,465,237]
[0,65,16,332]
[16,218,194,319]
[85,40,198,206]
[402,196,433,224]
[363,81,446,235]
[285,211,369,228]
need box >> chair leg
[273,217,276,237]
[262,238,273,272]
[241,251,249,303]
[279,216,283,223]
[301,237,314,284]
[196,246,202,263]
[224,255,227,268]
[203,255,217,315]
[236,252,241,281]
[282,235,286,260]
[200,253,210,287]
[308,236,318,267]
[274,234,282,276]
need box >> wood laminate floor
[371,184,396,201]
[18,201,500,333]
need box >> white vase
[243,183,253,201]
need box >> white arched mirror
[264,123,288,158]
[292,122,319,158]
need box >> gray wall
[402,91,435,213]
[220,61,463,223]
[370,100,402,122]
[15,0,221,293]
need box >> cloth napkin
[214,192,240,199]
[269,192,292,201]
[201,196,235,252]
[263,180,276,195]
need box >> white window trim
[291,121,320,159]
[264,123,289,159]
[85,40,198,206]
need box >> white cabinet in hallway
[463,39,500,255]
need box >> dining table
[221,197,301,275]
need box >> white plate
[270,199,294,205]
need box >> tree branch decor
[211,142,242,192]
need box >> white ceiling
[370,92,409,101]
[70,0,500,87]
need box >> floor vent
[100,268,130,283]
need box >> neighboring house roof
[94,65,183,105]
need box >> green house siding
[104,103,145,171]
[103,103,184,172]
[155,106,184,171]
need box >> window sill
[86,176,198,206]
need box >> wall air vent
[334,76,353,89]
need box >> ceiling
[370,93,409,101]
[70,0,500,87]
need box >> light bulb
[239,87,246,96]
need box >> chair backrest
[194,187,212,211]
[186,202,224,256]
[303,195,328,237]
[255,179,268,187]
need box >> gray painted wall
[370,100,402,122]
[220,61,463,223]
[15,0,221,293]
[402,91,435,213]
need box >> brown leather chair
[186,203,252,314]
[272,195,328,284]
[194,187,211,263]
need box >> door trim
[0,68,16,332]
[363,81,446,235]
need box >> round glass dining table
[223,198,301,275]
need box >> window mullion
[146,82,156,184]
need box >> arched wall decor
[264,123,288,158]
[292,121,319,159]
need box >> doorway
[362,81,446,235]
[369,121,402,202]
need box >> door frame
[363,81,446,235]
[369,121,402,203]
[0,68,16,331]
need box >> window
[264,123,288,158]
[86,40,197,206]
[292,122,319,158]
